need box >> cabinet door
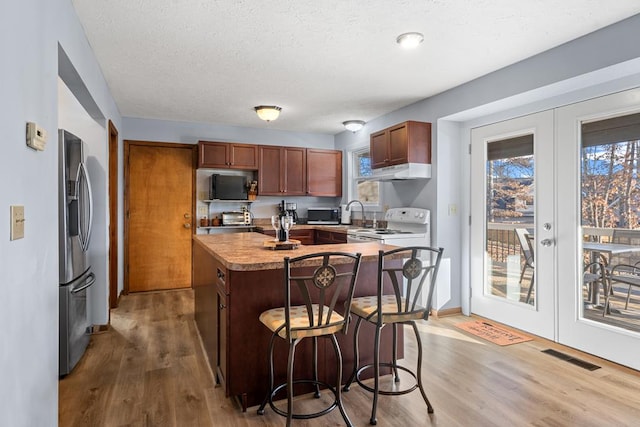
[216,289,228,393]
[258,146,283,195]
[370,130,389,168]
[290,229,314,245]
[199,141,229,168]
[229,144,258,170]
[283,147,306,195]
[307,149,342,197]
[330,231,347,243]
[388,123,409,165]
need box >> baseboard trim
[431,307,462,319]
[91,324,110,334]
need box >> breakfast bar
[192,232,403,411]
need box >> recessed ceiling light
[396,32,424,49]
[343,120,366,132]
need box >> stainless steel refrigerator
[59,129,95,376]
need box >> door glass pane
[581,113,640,332]
[486,135,535,305]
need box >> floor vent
[542,349,601,371]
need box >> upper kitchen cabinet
[258,146,307,196]
[198,140,258,170]
[307,149,342,197]
[370,121,431,169]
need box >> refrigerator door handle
[71,272,96,294]
[77,162,94,252]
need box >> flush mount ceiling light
[396,32,424,49]
[342,120,366,132]
[254,105,282,122]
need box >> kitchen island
[193,232,403,411]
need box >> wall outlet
[448,204,458,216]
[197,206,208,216]
[10,205,25,240]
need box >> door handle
[184,213,191,219]
[184,223,191,229]
[540,238,554,247]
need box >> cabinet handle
[219,304,226,310]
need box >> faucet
[346,200,367,228]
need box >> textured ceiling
[71,1,640,135]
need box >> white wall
[0,1,121,425]
[123,116,334,148]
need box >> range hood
[364,163,431,181]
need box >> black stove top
[374,229,412,234]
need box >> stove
[346,207,430,247]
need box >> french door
[471,88,640,369]
[471,111,556,340]
[556,88,640,370]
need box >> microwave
[307,207,340,225]
[210,174,247,200]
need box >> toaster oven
[221,211,251,226]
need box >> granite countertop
[253,224,354,233]
[194,232,394,271]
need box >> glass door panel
[485,137,535,305]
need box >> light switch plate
[10,205,25,240]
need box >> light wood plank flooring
[59,289,640,426]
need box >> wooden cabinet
[307,149,342,197]
[193,242,229,390]
[370,121,431,169]
[198,140,258,170]
[258,146,307,196]
[216,286,228,391]
[314,229,347,244]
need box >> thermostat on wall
[26,122,47,151]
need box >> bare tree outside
[582,140,640,229]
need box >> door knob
[540,238,554,247]
[184,223,191,229]
[184,213,191,219]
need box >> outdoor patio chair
[583,261,607,315]
[515,228,535,303]
[606,262,640,313]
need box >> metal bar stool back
[257,251,362,426]
[343,246,444,425]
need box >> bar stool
[257,251,362,426]
[343,246,443,425]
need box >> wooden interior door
[108,120,119,308]
[125,141,195,292]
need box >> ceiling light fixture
[396,32,424,49]
[342,120,366,132]
[254,105,282,122]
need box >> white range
[346,207,430,247]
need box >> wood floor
[59,289,640,426]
